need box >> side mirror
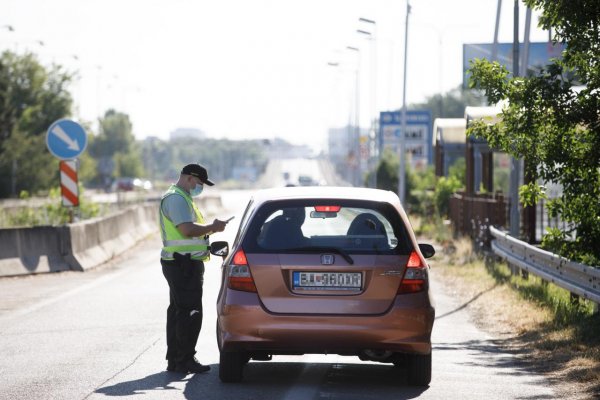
[210,241,229,258]
[418,243,435,259]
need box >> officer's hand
[212,219,227,233]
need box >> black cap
[181,163,214,186]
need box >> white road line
[282,363,330,400]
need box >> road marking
[282,363,330,400]
[0,267,132,325]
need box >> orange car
[209,186,435,385]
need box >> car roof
[249,186,402,208]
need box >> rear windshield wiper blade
[283,246,354,265]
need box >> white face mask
[190,183,204,197]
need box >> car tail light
[227,249,257,292]
[314,205,341,212]
[397,251,428,294]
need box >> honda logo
[321,254,335,265]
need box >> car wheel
[219,350,245,383]
[405,352,431,386]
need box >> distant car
[111,177,152,192]
[111,177,135,191]
[297,175,316,186]
[209,186,436,385]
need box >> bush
[1,186,101,227]
[434,175,462,217]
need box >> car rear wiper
[283,246,354,265]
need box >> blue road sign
[46,119,88,160]
[379,110,433,167]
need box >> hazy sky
[2,0,550,150]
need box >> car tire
[405,352,431,386]
[219,351,245,383]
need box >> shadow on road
[97,362,428,399]
[95,371,191,397]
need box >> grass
[431,236,600,399]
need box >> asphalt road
[0,160,557,399]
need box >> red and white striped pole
[59,160,79,207]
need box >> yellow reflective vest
[160,184,210,261]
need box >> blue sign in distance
[46,119,88,160]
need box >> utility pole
[509,0,520,238]
[347,46,361,187]
[399,1,411,204]
[358,17,378,189]
[492,0,502,63]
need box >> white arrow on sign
[51,124,80,151]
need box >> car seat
[260,208,308,249]
[346,213,388,249]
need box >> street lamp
[346,45,362,187]
[399,1,411,204]
[358,17,377,124]
[327,60,355,185]
[357,20,378,188]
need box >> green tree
[467,0,600,265]
[434,158,466,217]
[375,148,399,193]
[0,51,73,198]
[89,109,143,183]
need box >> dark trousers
[161,255,205,364]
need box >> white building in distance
[170,128,206,140]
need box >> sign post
[59,160,79,207]
[46,119,88,220]
[379,110,432,203]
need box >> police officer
[160,163,228,373]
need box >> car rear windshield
[241,199,413,255]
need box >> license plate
[292,271,362,291]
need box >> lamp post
[346,45,361,187]
[399,1,411,204]
[509,0,520,238]
[328,60,358,186]
[357,18,378,188]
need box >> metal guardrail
[490,226,600,306]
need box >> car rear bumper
[217,290,435,355]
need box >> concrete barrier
[0,194,222,277]
[68,203,158,271]
[0,225,72,276]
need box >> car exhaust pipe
[360,349,394,362]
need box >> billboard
[463,41,566,87]
[379,110,432,169]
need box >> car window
[245,200,412,255]
[232,198,254,246]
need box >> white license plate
[293,271,362,290]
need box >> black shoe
[175,358,210,374]
[167,360,177,372]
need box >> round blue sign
[46,119,88,160]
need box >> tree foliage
[88,109,143,184]
[467,0,600,265]
[0,51,73,198]
[375,148,399,194]
[139,136,270,185]
[410,85,487,121]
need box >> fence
[449,192,507,237]
[490,226,600,311]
